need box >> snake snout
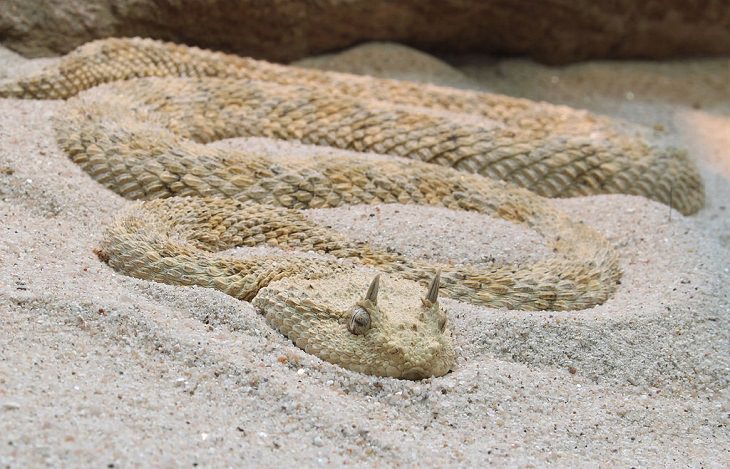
[395,340,453,380]
[401,367,429,380]
[401,359,452,380]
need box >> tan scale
[0,37,704,214]
[0,38,705,378]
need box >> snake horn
[425,271,441,304]
[366,274,380,304]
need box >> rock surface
[2,0,729,63]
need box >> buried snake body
[0,38,705,379]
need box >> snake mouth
[401,368,428,380]
[401,365,453,380]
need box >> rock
[1,0,729,63]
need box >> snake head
[256,270,455,380]
[343,271,453,380]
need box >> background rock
[1,0,729,63]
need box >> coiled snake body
[0,38,704,379]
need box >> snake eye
[348,307,371,335]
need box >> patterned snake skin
[0,37,702,378]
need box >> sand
[0,42,728,467]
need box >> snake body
[0,38,704,378]
[0,37,704,214]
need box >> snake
[0,37,704,379]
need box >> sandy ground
[0,42,728,467]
